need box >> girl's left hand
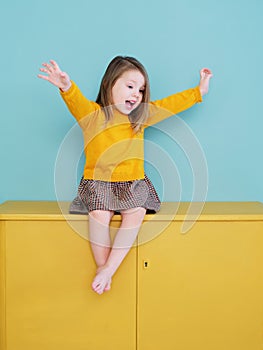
[199,68,213,96]
[200,68,213,80]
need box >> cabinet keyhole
[143,260,150,268]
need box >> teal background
[1,0,262,203]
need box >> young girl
[38,56,212,295]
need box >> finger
[42,62,54,73]
[37,74,50,81]
[50,59,61,71]
[200,68,212,77]
[39,68,49,74]
[37,74,61,88]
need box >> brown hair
[96,56,150,133]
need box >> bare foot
[92,266,113,295]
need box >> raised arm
[145,67,213,127]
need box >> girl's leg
[88,210,114,268]
[92,207,146,295]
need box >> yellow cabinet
[1,201,263,350]
[0,202,137,350]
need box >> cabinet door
[137,221,263,350]
[4,220,136,350]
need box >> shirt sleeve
[145,86,202,128]
[60,81,100,123]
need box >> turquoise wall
[1,0,262,203]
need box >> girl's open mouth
[125,100,136,110]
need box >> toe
[104,279,111,292]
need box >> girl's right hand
[38,60,71,91]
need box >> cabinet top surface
[1,201,263,221]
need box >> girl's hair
[96,56,150,133]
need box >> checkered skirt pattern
[77,174,161,214]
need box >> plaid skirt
[73,174,161,214]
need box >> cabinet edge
[0,221,6,350]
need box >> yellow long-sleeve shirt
[60,82,202,181]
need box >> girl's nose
[132,90,140,98]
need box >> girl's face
[111,70,145,115]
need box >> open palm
[38,60,71,91]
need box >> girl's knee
[121,207,146,224]
[89,210,114,224]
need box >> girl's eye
[128,85,133,89]
[139,90,144,93]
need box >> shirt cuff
[59,80,75,96]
